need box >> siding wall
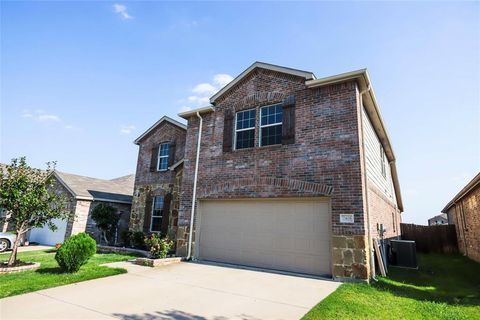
[362,107,401,239]
[362,107,396,204]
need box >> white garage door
[29,218,67,246]
[197,198,331,276]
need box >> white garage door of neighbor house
[29,218,67,246]
[197,199,331,276]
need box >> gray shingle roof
[55,171,134,203]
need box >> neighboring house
[131,62,403,281]
[442,172,480,263]
[28,171,135,246]
[428,213,448,226]
[129,117,187,240]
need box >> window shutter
[143,193,153,233]
[150,145,159,172]
[160,193,172,236]
[168,141,176,167]
[223,110,234,152]
[282,95,296,145]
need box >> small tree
[90,203,119,245]
[0,157,68,266]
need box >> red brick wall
[367,183,401,240]
[134,121,186,187]
[451,184,480,262]
[179,68,366,238]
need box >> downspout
[358,84,375,279]
[187,111,203,260]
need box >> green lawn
[303,254,480,320]
[0,249,136,298]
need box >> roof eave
[178,106,215,120]
[441,172,480,213]
[134,116,187,145]
[210,61,315,104]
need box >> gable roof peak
[210,61,315,104]
[134,116,187,145]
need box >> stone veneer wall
[66,199,91,238]
[130,167,182,242]
[178,68,370,279]
[332,235,369,279]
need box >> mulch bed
[0,261,41,273]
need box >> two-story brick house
[131,62,403,281]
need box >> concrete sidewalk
[0,261,339,320]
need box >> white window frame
[157,143,169,171]
[259,103,283,147]
[234,108,256,150]
[380,145,387,178]
[150,196,164,232]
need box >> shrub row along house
[130,62,403,280]
[25,171,134,245]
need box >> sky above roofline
[1,2,478,225]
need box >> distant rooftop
[55,171,135,204]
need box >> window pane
[261,104,282,126]
[151,217,162,231]
[235,129,255,149]
[159,143,169,156]
[236,110,256,130]
[261,125,282,146]
[154,196,164,210]
[158,157,168,170]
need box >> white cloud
[213,74,234,88]
[120,125,136,134]
[113,4,133,20]
[21,110,33,118]
[178,73,233,112]
[192,83,216,95]
[22,110,61,122]
[37,114,61,122]
[179,106,192,113]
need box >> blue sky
[1,2,479,225]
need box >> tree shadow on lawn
[35,267,64,274]
[373,254,480,306]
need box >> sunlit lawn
[303,254,480,320]
[0,249,135,298]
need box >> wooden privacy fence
[400,223,458,254]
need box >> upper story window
[151,196,164,232]
[235,109,256,150]
[260,104,283,146]
[157,143,170,171]
[380,145,386,178]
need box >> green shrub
[55,233,96,272]
[144,234,173,259]
[90,203,119,245]
[120,230,132,247]
[131,231,146,250]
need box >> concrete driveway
[0,261,339,320]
